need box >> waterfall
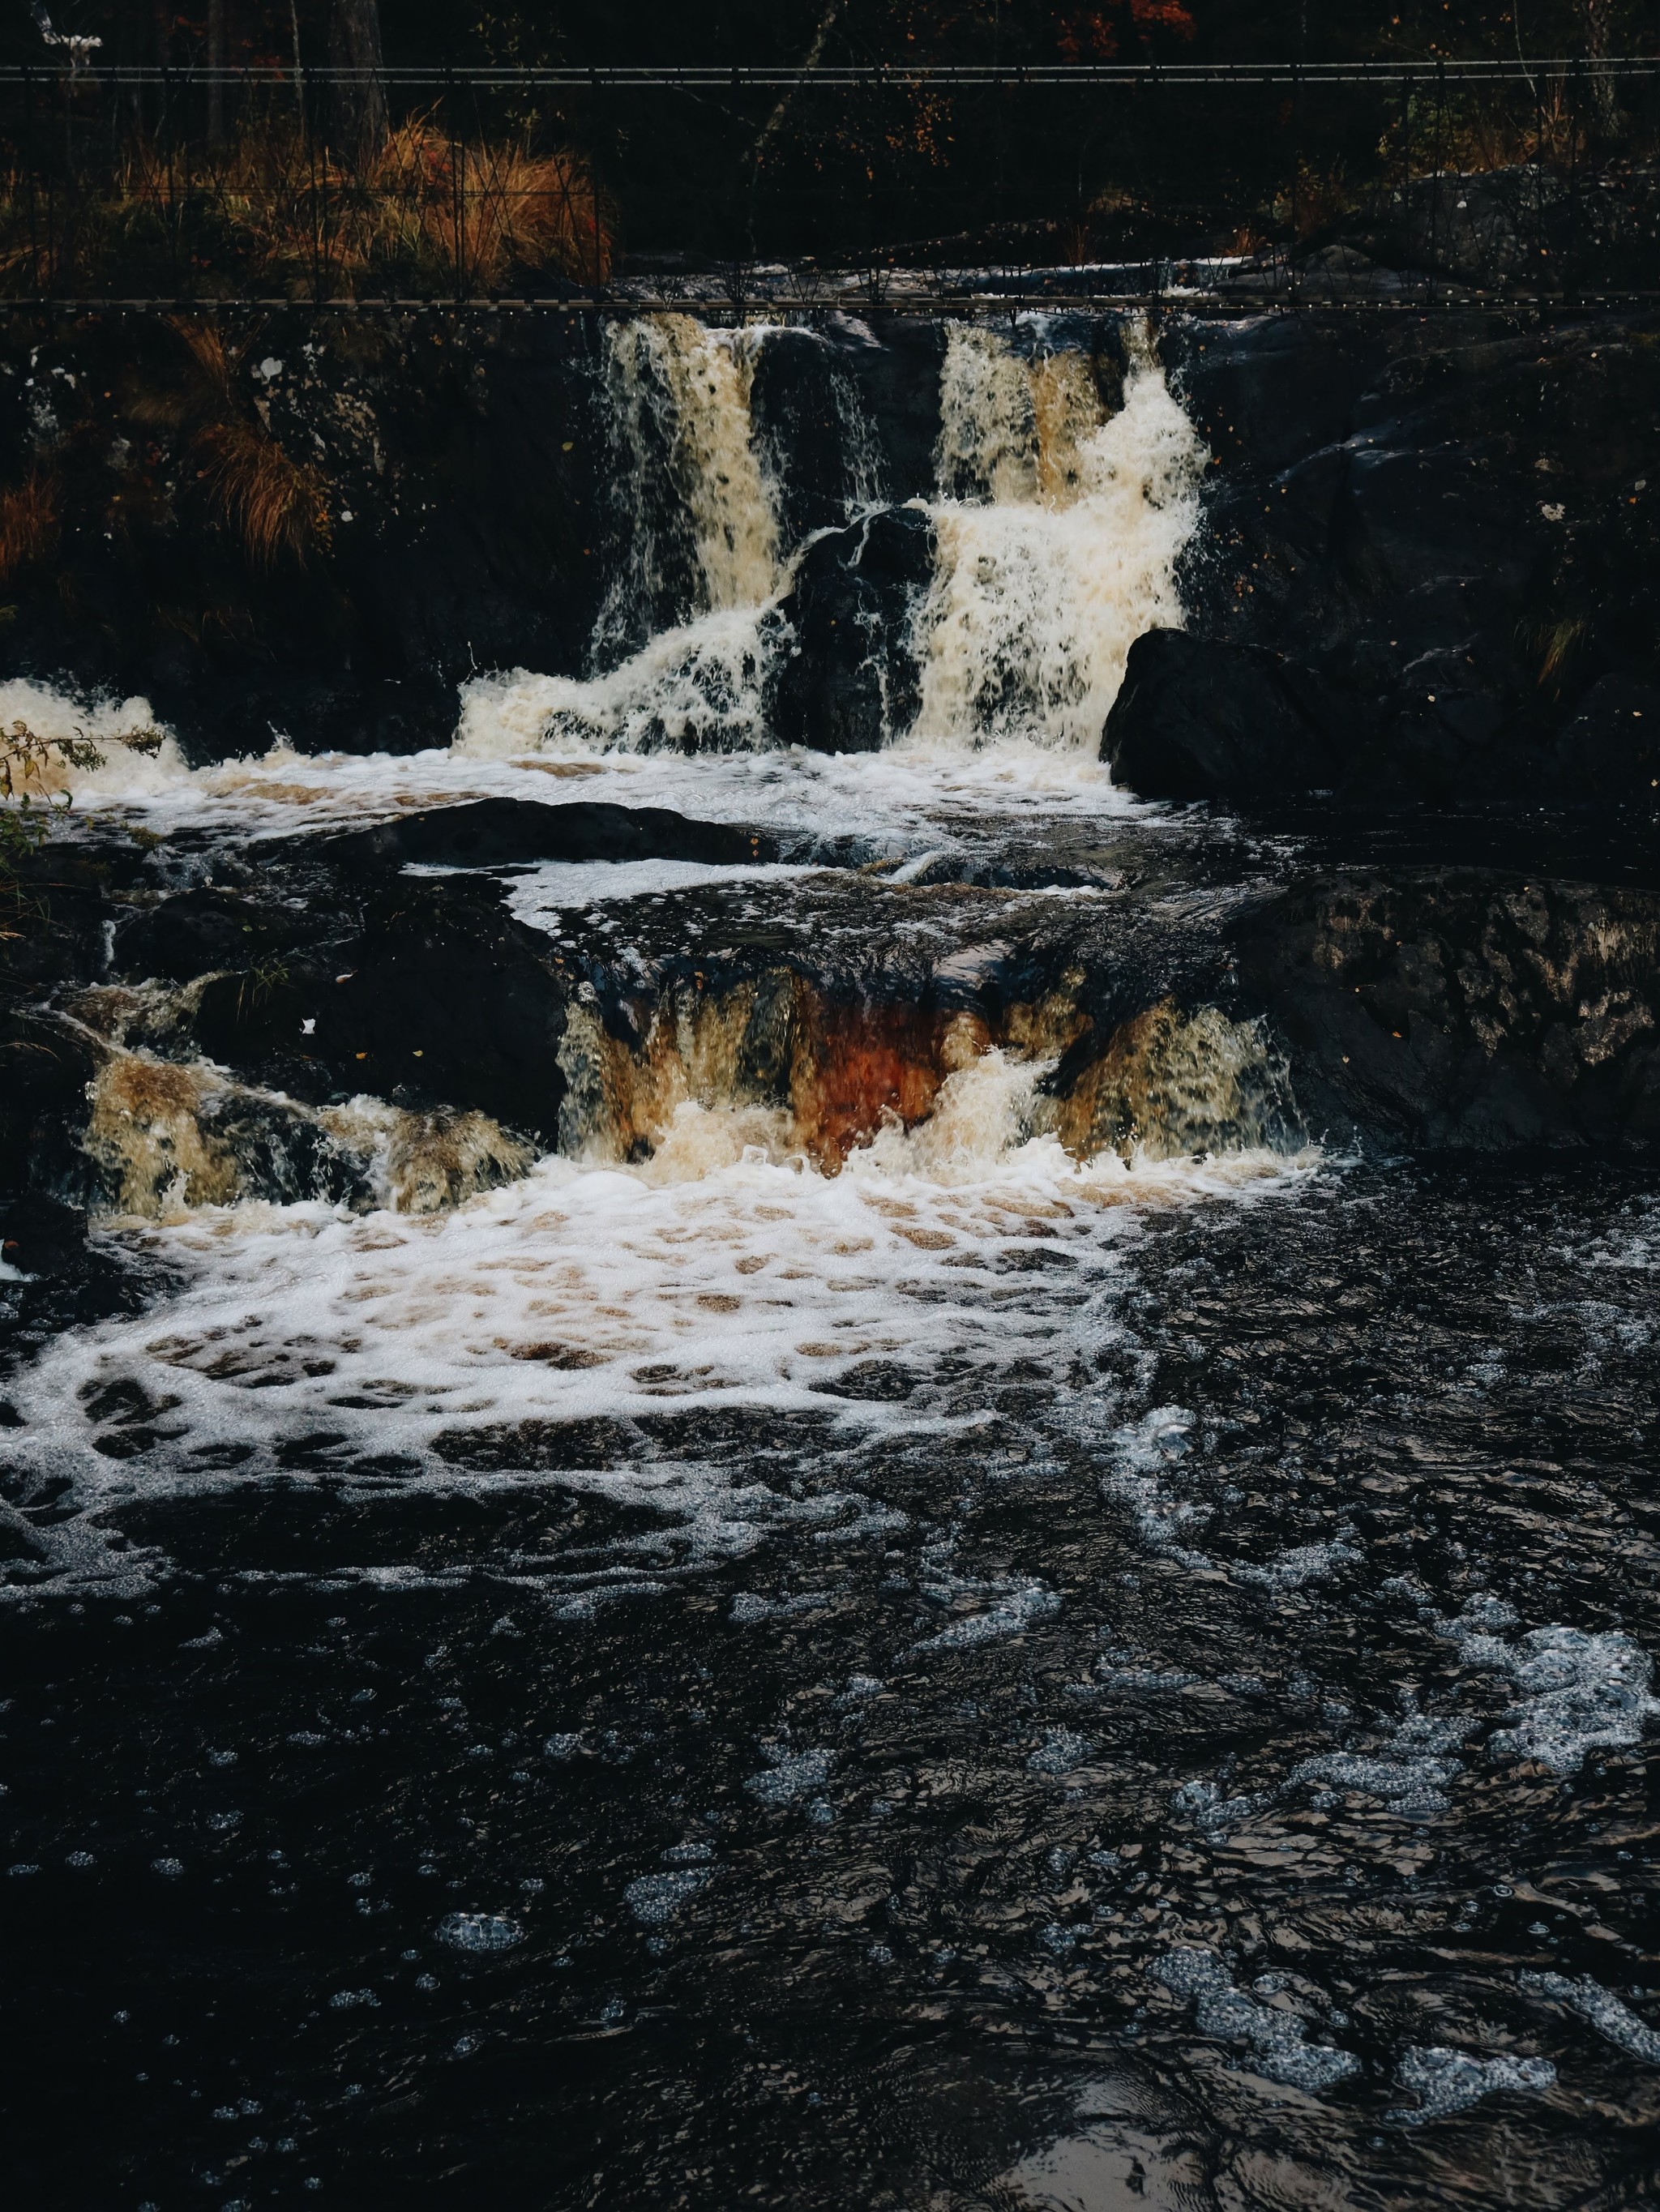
[910,320,1208,752]
[593,315,783,668]
[457,313,1205,764]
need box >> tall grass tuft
[0,468,60,586]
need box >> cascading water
[457,310,1203,763]
[910,322,1206,750]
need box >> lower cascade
[2,290,1659,2212]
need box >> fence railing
[2,58,1659,311]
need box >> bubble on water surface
[1520,1970,1660,2064]
[745,1746,833,1805]
[1028,1727,1093,1774]
[437,1912,524,1953]
[1151,1948,1360,2094]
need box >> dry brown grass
[195,417,332,569]
[107,115,614,296]
[132,317,332,569]
[0,467,59,585]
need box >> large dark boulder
[768,506,936,754]
[311,796,778,873]
[1234,870,1660,1149]
[1102,628,1364,802]
[1164,308,1660,808]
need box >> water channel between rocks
[2,312,1658,2211]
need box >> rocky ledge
[5,802,1658,1290]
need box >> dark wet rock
[1102,629,1363,801]
[1235,870,1660,1148]
[748,328,888,552]
[768,506,936,754]
[1164,314,1386,482]
[311,795,779,872]
[0,1012,101,1200]
[111,884,335,985]
[1155,310,1660,808]
[828,316,949,503]
[1552,670,1660,800]
[0,1191,88,1277]
[0,310,606,761]
[188,875,575,1149]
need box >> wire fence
[2,58,1659,311]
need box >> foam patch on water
[1175,1707,1470,1835]
[746,1745,834,1805]
[1388,2045,1555,2126]
[494,857,823,923]
[623,1868,713,1923]
[1150,1948,1360,2092]
[1436,1600,1659,1772]
[1519,1971,1660,2064]
[1,1115,1310,1595]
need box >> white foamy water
[25,708,1147,876]
[1150,1947,1361,2093]
[913,324,1205,751]
[1435,1597,1660,1773]
[2,1123,1309,1595]
[1388,2045,1556,2127]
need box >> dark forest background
[6,4,1660,271]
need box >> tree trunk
[1584,0,1619,133]
[329,0,387,167]
[207,0,225,147]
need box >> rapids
[2,310,1658,2212]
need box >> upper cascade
[456,312,1206,766]
[914,321,1206,751]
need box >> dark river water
[5,1143,1658,2210]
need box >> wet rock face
[1129,312,1660,809]
[1235,871,1660,1148]
[0,310,606,761]
[767,507,936,755]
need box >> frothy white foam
[1150,1947,1361,2093]
[1,1123,1307,1595]
[458,604,784,759]
[453,856,820,922]
[1388,2045,1555,2126]
[1518,1971,1660,2065]
[1436,1599,1659,1773]
[0,678,190,801]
